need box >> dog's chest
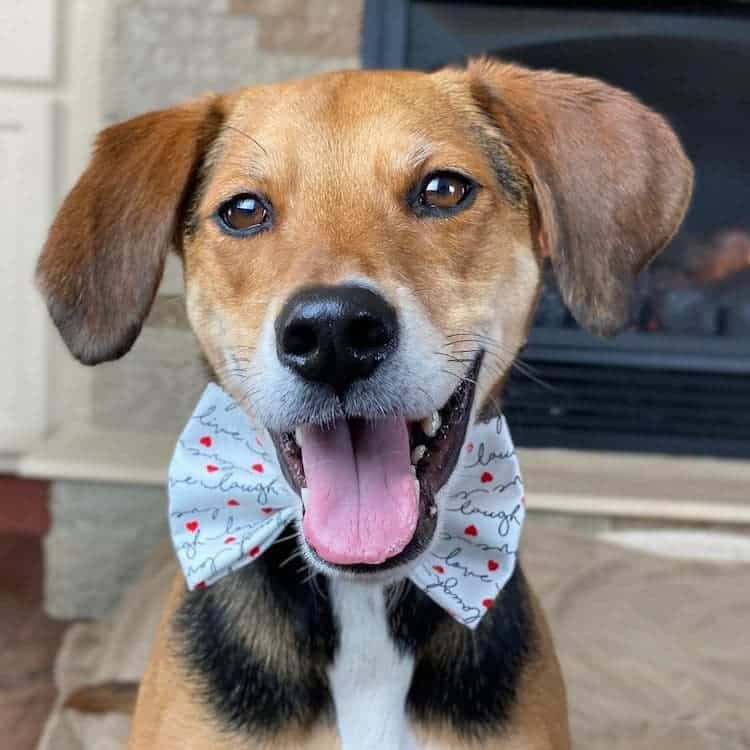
[328,581,419,750]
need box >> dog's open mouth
[270,353,482,573]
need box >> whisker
[308,573,325,599]
[443,331,555,392]
[439,367,504,416]
[279,549,304,569]
[272,532,301,546]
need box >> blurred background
[0,2,748,749]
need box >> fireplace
[363,0,750,457]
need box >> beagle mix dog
[37,59,692,750]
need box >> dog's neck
[175,528,535,745]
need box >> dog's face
[37,61,692,578]
[187,70,536,431]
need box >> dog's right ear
[37,96,227,365]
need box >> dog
[37,58,692,749]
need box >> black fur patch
[175,531,534,739]
[389,564,536,738]
[175,529,337,734]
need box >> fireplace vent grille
[504,361,750,458]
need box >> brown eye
[413,171,477,216]
[217,193,270,235]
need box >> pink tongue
[300,418,419,565]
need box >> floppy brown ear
[37,96,227,364]
[468,59,694,336]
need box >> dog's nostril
[348,315,390,353]
[283,322,318,357]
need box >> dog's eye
[217,193,270,235]
[412,171,477,217]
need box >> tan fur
[37,60,692,750]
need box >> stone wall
[93,0,363,435]
[108,0,361,121]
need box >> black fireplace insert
[363,0,750,457]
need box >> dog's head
[37,61,692,578]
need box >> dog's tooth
[420,415,434,436]
[300,487,310,506]
[411,445,426,464]
[294,427,304,447]
[428,503,437,517]
[409,464,417,478]
[421,410,442,438]
[413,479,421,498]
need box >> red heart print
[466,442,474,453]
[261,506,273,514]
[487,560,499,572]
[206,464,219,473]
[432,565,445,574]
[464,524,478,537]
[186,521,199,533]
[199,435,212,447]
[224,536,236,544]
[521,495,526,505]
[480,471,493,483]
[482,598,493,608]
[227,499,240,507]
[252,463,264,474]
[195,581,206,589]
[249,545,260,557]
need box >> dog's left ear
[37,96,228,365]
[467,59,694,336]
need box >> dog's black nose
[276,285,398,393]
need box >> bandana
[168,383,525,628]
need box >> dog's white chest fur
[328,580,419,750]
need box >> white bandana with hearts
[168,383,526,629]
